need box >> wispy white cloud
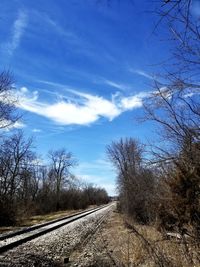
[76,159,113,174]
[103,79,131,91]
[14,87,148,126]
[130,69,155,81]
[4,10,28,56]
[120,92,149,110]
[33,11,78,43]
[0,120,26,131]
[32,128,42,133]
[183,88,200,98]
[13,121,26,129]
[15,88,120,125]
[184,92,198,98]
[31,10,115,63]
[37,80,67,89]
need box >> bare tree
[107,138,156,223]
[0,71,19,129]
[0,131,34,200]
[0,131,35,225]
[48,149,76,210]
[141,0,200,237]
[152,0,200,102]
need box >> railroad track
[0,203,112,254]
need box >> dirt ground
[69,208,200,267]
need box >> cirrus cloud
[15,87,149,126]
[3,10,28,56]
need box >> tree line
[0,130,109,226]
[107,0,200,243]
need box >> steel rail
[0,204,111,254]
[0,205,108,241]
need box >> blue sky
[0,0,176,195]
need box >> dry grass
[122,218,200,267]
[78,209,200,267]
[0,226,22,234]
[0,205,96,234]
[22,209,82,226]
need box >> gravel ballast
[0,204,114,267]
